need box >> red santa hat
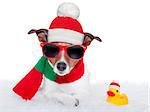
[109,80,120,90]
[48,2,84,45]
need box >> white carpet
[0,81,149,112]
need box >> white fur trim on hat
[109,85,120,90]
[48,29,84,44]
[57,2,80,19]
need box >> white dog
[13,3,102,107]
[28,29,101,107]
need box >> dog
[27,29,102,107]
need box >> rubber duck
[106,81,128,106]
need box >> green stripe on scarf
[34,56,56,81]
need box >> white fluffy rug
[0,81,149,112]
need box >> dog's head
[28,29,102,76]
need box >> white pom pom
[57,2,80,19]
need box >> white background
[0,0,150,83]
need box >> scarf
[13,56,84,100]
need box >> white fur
[48,29,84,45]
[109,85,120,90]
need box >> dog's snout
[57,62,67,71]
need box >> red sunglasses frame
[40,42,87,59]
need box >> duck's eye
[116,90,118,92]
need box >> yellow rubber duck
[106,81,128,106]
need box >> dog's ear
[83,32,102,46]
[28,29,48,42]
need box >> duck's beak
[107,91,115,97]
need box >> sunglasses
[40,42,87,59]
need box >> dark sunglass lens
[67,46,84,59]
[43,44,59,57]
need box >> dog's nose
[57,62,67,71]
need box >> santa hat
[109,80,120,90]
[48,2,84,45]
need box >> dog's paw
[74,98,79,107]
[50,94,79,107]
